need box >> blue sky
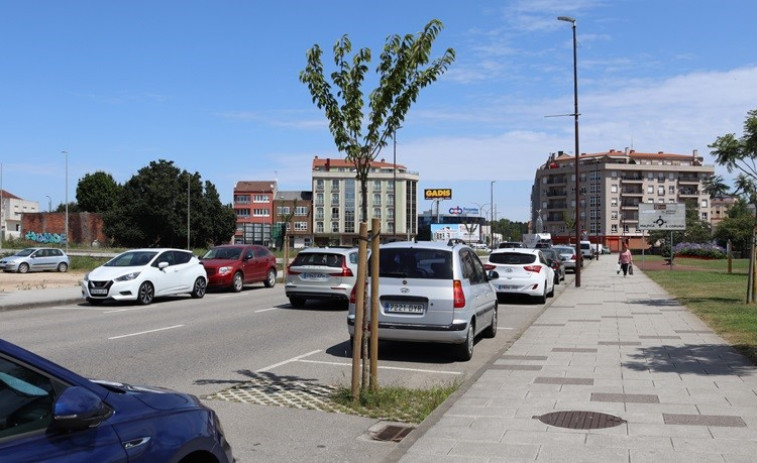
[1,0,756,221]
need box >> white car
[82,248,207,305]
[485,248,555,303]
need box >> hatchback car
[82,248,207,305]
[347,241,499,361]
[553,245,580,273]
[0,337,233,462]
[485,248,555,303]
[285,247,359,308]
[540,247,566,284]
[0,248,69,273]
[202,244,277,292]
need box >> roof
[275,190,313,201]
[542,148,708,170]
[312,156,406,171]
[0,189,22,200]
[234,181,277,192]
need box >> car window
[348,252,358,265]
[254,247,271,258]
[461,249,485,284]
[107,251,157,267]
[0,356,56,439]
[154,251,175,267]
[489,252,537,265]
[16,249,35,257]
[378,248,452,280]
[292,252,329,266]
[172,251,192,265]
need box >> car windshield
[554,247,575,254]
[203,248,242,260]
[105,251,158,267]
[376,248,452,279]
[291,252,344,268]
[489,252,537,265]
[14,249,36,257]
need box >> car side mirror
[158,261,169,270]
[52,386,113,431]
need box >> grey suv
[347,241,499,361]
[285,247,359,308]
[0,248,70,273]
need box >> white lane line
[103,307,154,314]
[498,326,515,330]
[258,350,321,372]
[298,359,462,375]
[108,325,185,340]
[255,307,280,313]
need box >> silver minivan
[347,241,499,361]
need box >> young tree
[299,19,455,222]
[76,171,122,213]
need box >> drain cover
[535,411,625,429]
[372,424,413,442]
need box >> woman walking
[618,245,633,277]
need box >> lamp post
[62,151,69,252]
[46,195,52,213]
[187,173,191,250]
[392,128,398,240]
[558,15,581,287]
[490,181,496,248]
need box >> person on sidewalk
[618,245,633,277]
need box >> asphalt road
[0,278,567,462]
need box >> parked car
[553,245,581,273]
[81,248,207,305]
[201,244,277,292]
[0,337,233,462]
[347,241,499,361]
[285,247,360,308]
[0,248,69,273]
[580,240,594,260]
[540,247,566,284]
[485,248,555,303]
[601,245,611,254]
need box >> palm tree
[703,174,730,199]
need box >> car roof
[298,246,357,254]
[381,240,464,251]
[490,248,541,256]
[120,248,192,253]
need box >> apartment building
[1,189,39,240]
[711,195,739,228]
[531,148,715,251]
[311,156,419,246]
[232,180,276,245]
[273,190,313,249]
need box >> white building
[1,190,40,241]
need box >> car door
[168,250,199,293]
[29,249,49,271]
[461,249,493,333]
[247,246,267,282]
[151,250,181,295]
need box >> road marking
[498,326,515,330]
[255,307,280,313]
[109,325,184,340]
[258,350,320,372]
[298,359,462,375]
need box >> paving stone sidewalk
[389,255,757,463]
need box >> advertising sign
[638,203,686,230]
[424,188,452,200]
[430,223,480,243]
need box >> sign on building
[424,188,452,200]
[638,203,686,230]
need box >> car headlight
[218,266,232,275]
[115,272,141,282]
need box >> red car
[201,244,277,292]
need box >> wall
[21,212,107,246]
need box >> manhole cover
[535,411,625,429]
[372,424,413,442]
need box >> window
[253,209,270,217]
[331,193,340,205]
[331,207,340,219]
[669,186,675,194]
[315,179,324,190]
[331,222,340,233]
[331,179,340,191]
[236,208,250,217]
[253,195,269,203]
[373,207,382,218]
[373,180,382,191]
[316,222,324,233]
[611,211,618,219]
[234,194,250,204]
[277,206,290,215]
[315,208,324,220]
[611,185,617,193]
[294,222,308,231]
[701,199,708,208]
[611,198,617,207]
[0,356,56,439]
[295,206,308,216]
[373,194,381,205]
[647,185,654,194]
[701,212,708,220]
[315,193,324,206]
[657,186,665,195]
[611,224,618,233]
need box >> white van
[579,241,594,260]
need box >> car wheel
[454,322,475,361]
[547,280,555,297]
[231,272,244,292]
[137,282,154,305]
[483,304,498,339]
[57,262,69,272]
[86,298,103,306]
[191,277,207,299]
[18,263,29,274]
[536,285,547,304]
[264,268,276,288]
[554,273,559,285]
[289,296,306,308]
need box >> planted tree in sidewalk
[709,108,757,302]
[300,19,455,397]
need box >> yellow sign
[424,188,452,200]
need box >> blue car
[0,338,233,462]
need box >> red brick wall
[22,212,107,246]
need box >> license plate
[302,273,328,280]
[90,288,108,295]
[385,302,426,314]
[497,285,518,291]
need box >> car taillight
[571,255,576,261]
[453,280,465,309]
[349,284,357,303]
[483,263,495,271]
[287,265,300,275]
[523,265,542,273]
[340,265,354,277]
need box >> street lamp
[46,195,52,213]
[62,150,69,252]
[558,15,581,287]
[490,181,496,248]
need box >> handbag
[629,263,634,275]
[616,263,621,275]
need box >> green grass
[330,382,459,424]
[643,257,757,364]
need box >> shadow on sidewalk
[623,344,757,375]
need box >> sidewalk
[390,255,757,463]
[0,286,81,311]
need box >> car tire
[137,282,154,305]
[264,269,276,288]
[231,272,244,292]
[536,285,547,304]
[547,281,555,298]
[57,262,68,272]
[483,304,497,339]
[454,322,475,361]
[18,263,29,274]
[289,296,306,308]
[191,277,207,299]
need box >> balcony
[620,174,643,183]
[678,176,700,185]
[679,188,699,197]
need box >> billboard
[424,188,452,200]
[430,223,480,242]
[638,203,686,231]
